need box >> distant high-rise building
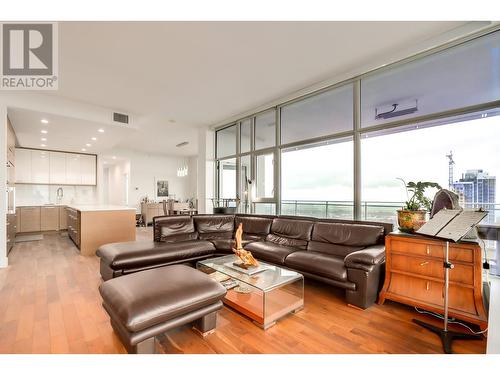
[451,169,496,212]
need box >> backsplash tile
[16,184,98,206]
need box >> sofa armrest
[344,244,385,271]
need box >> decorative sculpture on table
[232,223,259,268]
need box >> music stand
[412,240,482,354]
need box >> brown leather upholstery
[284,251,347,281]
[307,222,383,257]
[99,265,226,332]
[97,213,393,309]
[97,240,215,270]
[99,265,226,353]
[194,215,234,240]
[266,218,314,250]
[235,216,273,241]
[344,244,386,271]
[153,216,198,242]
[244,241,299,264]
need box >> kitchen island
[66,205,136,256]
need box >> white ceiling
[6,21,489,156]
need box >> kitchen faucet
[56,187,64,203]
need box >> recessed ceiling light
[98,128,104,133]
[168,119,176,123]
[41,137,47,141]
[41,119,49,124]
[112,156,116,160]
[91,137,97,141]
[41,144,46,147]
[41,130,48,134]
[81,148,86,151]
[86,143,91,147]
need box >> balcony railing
[279,200,500,224]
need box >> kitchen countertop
[17,204,136,212]
[67,205,136,212]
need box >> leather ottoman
[99,265,227,354]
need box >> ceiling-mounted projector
[375,99,418,120]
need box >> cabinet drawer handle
[426,246,430,255]
[426,281,430,291]
[420,261,429,266]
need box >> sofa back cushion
[235,216,273,242]
[307,222,384,256]
[156,216,198,243]
[194,215,235,240]
[266,218,314,250]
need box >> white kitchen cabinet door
[15,148,32,183]
[80,154,96,185]
[49,152,66,184]
[65,154,82,184]
[31,150,50,183]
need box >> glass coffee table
[197,254,304,329]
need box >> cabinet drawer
[391,254,474,285]
[20,207,41,232]
[41,207,59,231]
[390,238,473,263]
[388,273,476,315]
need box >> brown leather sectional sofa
[97,214,392,309]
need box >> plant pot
[397,209,427,233]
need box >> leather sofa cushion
[235,216,273,240]
[284,251,347,281]
[211,238,256,253]
[158,216,198,242]
[97,240,215,270]
[99,265,227,332]
[307,241,364,257]
[194,215,234,234]
[267,218,314,250]
[311,222,384,247]
[244,241,300,265]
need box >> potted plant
[397,179,442,233]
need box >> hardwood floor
[0,228,486,354]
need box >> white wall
[103,149,198,211]
[0,105,7,267]
[197,128,215,214]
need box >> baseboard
[0,256,8,268]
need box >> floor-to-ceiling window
[281,138,353,218]
[361,110,500,224]
[214,28,500,223]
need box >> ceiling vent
[113,112,129,124]
[176,141,189,147]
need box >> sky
[281,114,500,203]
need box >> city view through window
[280,112,499,224]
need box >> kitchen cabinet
[7,214,16,254]
[41,206,59,231]
[31,150,50,183]
[80,154,96,185]
[49,151,66,184]
[15,148,97,186]
[15,148,31,183]
[59,206,67,230]
[65,154,82,184]
[67,207,81,247]
[19,207,41,233]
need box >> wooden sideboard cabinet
[378,232,488,330]
[141,203,164,225]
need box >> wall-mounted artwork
[156,180,169,197]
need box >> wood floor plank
[0,229,488,354]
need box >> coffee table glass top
[198,254,303,292]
